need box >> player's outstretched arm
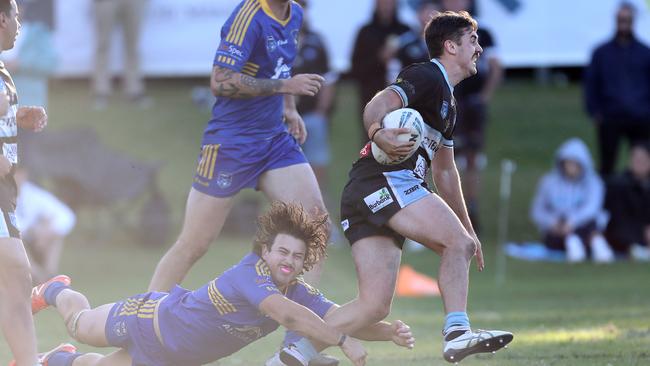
[259,294,367,366]
[210,65,324,99]
[363,89,415,160]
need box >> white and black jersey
[351,59,456,181]
[340,60,456,247]
[0,62,18,211]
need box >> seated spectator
[531,138,614,263]
[15,167,76,283]
[604,141,650,261]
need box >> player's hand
[0,156,11,178]
[340,336,367,366]
[373,127,416,160]
[16,106,47,132]
[284,108,307,144]
[390,320,415,349]
[0,91,9,116]
[473,235,485,272]
[282,74,324,97]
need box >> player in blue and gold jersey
[148,0,331,298]
[22,203,414,366]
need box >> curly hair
[425,10,478,59]
[253,202,329,272]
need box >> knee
[446,236,477,259]
[360,300,392,324]
[175,237,211,263]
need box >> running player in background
[0,1,49,365]
[284,11,512,365]
[21,203,414,366]
[148,0,329,292]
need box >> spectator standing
[442,0,502,232]
[386,0,438,68]
[531,138,614,263]
[93,0,150,109]
[604,141,650,261]
[349,0,409,144]
[584,1,650,177]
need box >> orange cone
[396,265,440,297]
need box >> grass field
[0,79,648,365]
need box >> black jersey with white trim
[350,60,457,180]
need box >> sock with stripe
[45,351,82,366]
[443,311,471,341]
[44,282,70,307]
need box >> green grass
[1,79,648,365]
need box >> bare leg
[53,288,113,347]
[149,188,234,291]
[258,163,328,284]
[0,237,38,366]
[388,194,475,313]
[318,237,402,334]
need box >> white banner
[53,0,650,76]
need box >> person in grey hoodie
[531,138,614,263]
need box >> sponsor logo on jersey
[216,172,233,189]
[404,185,420,196]
[227,45,244,58]
[359,143,371,158]
[364,187,394,213]
[113,321,127,337]
[272,57,292,79]
[291,29,300,45]
[440,100,449,119]
[341,219,350,231]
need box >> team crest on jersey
[266,36,277,52]
[216,172,233,189]
[440,100,449,119]
[291,29,300,45]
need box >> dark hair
[424,10,478,58]
[252,202,328,272]
[0,0,12,15]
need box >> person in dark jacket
[349,0,409,144]
[605,141,650,261]
[584,1,650,177]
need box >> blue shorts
[192,132,308,197]
[301,113,330,166]
[105,292,173,366]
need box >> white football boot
[443,329,514,363]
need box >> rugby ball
[371,108,424,165]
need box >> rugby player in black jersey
[325,10,512,364]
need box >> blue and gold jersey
[205,0,303,144]
[156,253,333,365]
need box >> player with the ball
[292,10,514,364]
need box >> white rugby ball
[371,108,424,165]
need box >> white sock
[590,235,614,263]
[565,234,586,262]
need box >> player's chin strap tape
[68,309,90,340]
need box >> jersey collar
[260,0,292,27]
[430,58,454,93]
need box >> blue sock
[46,351,81,366]
[290,337,318,361]
[44,282,70,307]
[443,311,471,339]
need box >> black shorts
[340,169,430,248]
[0,208,20,239]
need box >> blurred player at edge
[20,203,415,366]
[0,0,49,365]
[148,0,329,292]
[284,11,513,365]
